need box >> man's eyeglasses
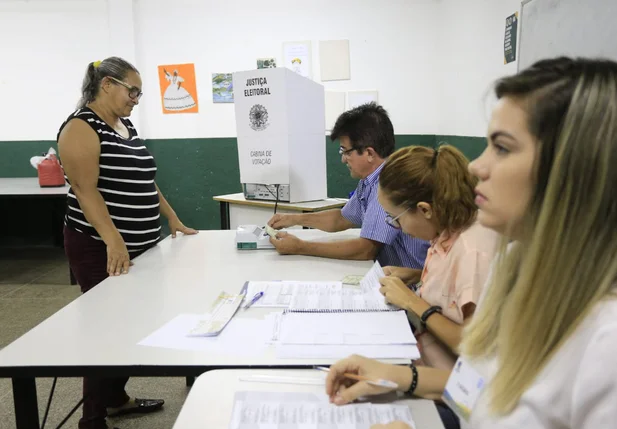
[339,146,356,158]
[108,76,143,100]
[385,207,410,229]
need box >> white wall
[0,0,523,141]
[133,0,440,139]
[436,0,522,137]
[0,0,111,141]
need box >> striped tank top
[58,107,161,253]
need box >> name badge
[442,357,485,422]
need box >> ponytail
[432,144,478,232]
[78,62,100,108]
[379,144,478,233]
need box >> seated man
[268,103,429,268]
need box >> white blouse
[467,297,617,429]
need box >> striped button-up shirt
[341,162,429,269]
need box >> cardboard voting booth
[232,68,327,203]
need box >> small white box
[232,68,327,203]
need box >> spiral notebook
[279,311,416,345]
[286,261,393,313]
[287,287,395,312]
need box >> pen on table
[244,291,264,309]
[314,366,398,389]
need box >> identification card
[442,357,486,422]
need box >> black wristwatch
[420,305,442,328]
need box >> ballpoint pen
[314,366,399,389]
[244,291,264,309]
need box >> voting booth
[232,68,327,203]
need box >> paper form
[289,287,393,312]
[276,344,420,360]
[360,261,386,294]
[244,281,342,308]
[229,391,415,429]
[279,311,416,345]
[137,314,272,356]
[239,373,327,385]
[188,292,244,336]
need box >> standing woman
[58,57,197,429]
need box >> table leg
[12,377,40,429]
[51,197,65,247]
[219,202,230,230]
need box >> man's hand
[270,231,305,255]
[382,266,422,285]
[268,214,299,229]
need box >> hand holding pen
[323,356,407,405]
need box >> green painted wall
[0,134,483,243]
[148,135,435,231]
[436,135,487,161]
[0,141,59,177]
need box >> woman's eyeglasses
[385,207,410,229]
[108,76,143,100]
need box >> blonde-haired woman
[325,56,617,429]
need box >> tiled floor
[0,247,189,429]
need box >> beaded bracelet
[406,364,419,396]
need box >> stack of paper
[275,311,419,359]
[279,312,415,345]
[230,391,416,429]
[243,281,342,308]
[288,287,394,312]
[244,261,390,312]
[137,314,273,356]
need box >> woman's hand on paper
[326,355,407,405]
[382,266,422,285]
[379,276,422,312]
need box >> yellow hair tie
[93,60,102,68]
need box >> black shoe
[107,398,165,417]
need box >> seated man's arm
[269,209,354,232]
[275,234,381,260]
[270,186,387,260]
